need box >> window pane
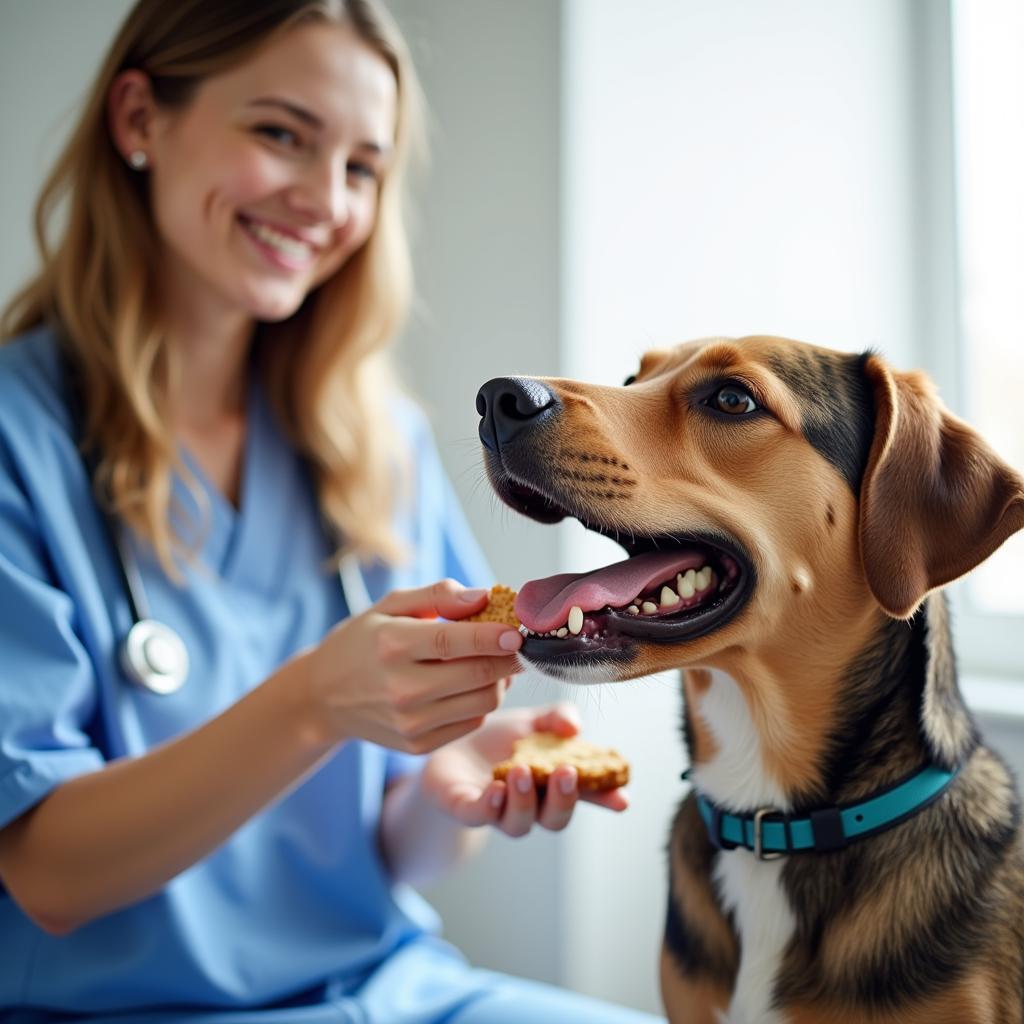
[952,0,1024,614]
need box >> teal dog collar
[694,763,959,860]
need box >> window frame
[914,0,1024,683]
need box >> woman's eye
[710,385,758,415]
[347,161,379,183]
[254,124,301,148]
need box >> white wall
[0,0,135,301]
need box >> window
[947,0,1024,674]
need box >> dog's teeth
[696,567,712,590]
[568,606,584,635]
[642,600,658,614]
[660,586,679,607]
[626,605,640,615]
[677,573,695,599]
[518,625,529,636]
[556,627,568,638]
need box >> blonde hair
[1,0,425,574]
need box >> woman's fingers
[402,656,521,706]
[421,680,507,732]
[497,765,537,837]
[443,779,508,827]
[531,702,581,738]
[377,616,522,668]
[373,579,522,662]
[537,766,579,831]
[496,766,586,835]
[580,787,630,813]
[402,716,489,756]
[374,578,492,622]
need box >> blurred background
[1,0,1021,1015]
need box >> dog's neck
[684,592,976,815]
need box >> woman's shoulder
[390,388,430,438]
[0,325,71,434]
[391,391,458,467]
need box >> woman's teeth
[519,565,717,638]
[243,219,314,261]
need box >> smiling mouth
[237,214,320,268]
[491,475,755,667]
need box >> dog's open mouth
[497,479,755,665]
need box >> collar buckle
[753,807,785,861]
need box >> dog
[475,336,1024,1023]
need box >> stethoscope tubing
[107,511,366,696]
[69,365,369,697]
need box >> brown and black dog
[476,336,1024,1023]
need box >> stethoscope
[98,495,373,697]
[69,365,373,696]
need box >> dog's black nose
[476,377,557,452]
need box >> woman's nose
[290,155,351,226]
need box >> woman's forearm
[379,771,488,888]
[0,651,334,935]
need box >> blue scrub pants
[352,939,665,1024]
[2,940,665,1024]
[2,978,664,1024]
[447,971,663,1023]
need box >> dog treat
[465,584,520,629]
[493,732,630,792]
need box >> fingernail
[458,588,489,603]
[499,631,522,651]
[559,771,576,796]
[515,771,532,794]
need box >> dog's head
[477,336,1024,683]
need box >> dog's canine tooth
[660,586,680,607]
[568,606,584,635]
[677,573,696,598]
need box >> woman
[0,1,660,1021]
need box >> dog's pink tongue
[514,549,706,632]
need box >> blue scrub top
[0,327,495,1020]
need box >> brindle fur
[482,336,1024,1022]
[669,594,1024,1021]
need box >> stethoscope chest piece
[120,619,190,695]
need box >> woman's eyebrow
[247,96,324,129]
[245,96,393,155]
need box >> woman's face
[145,20,397,324]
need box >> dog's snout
[476,377,557,452]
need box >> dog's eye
[622,374,637,387]
[711,385,757,415]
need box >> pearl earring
[128,150,148,170]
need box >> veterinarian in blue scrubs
[0,2,660,1021]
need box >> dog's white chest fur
[690,670,796,1024]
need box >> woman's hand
[301,579,525,753]
[420,704,629,837]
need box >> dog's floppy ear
[859,354,1024,619]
